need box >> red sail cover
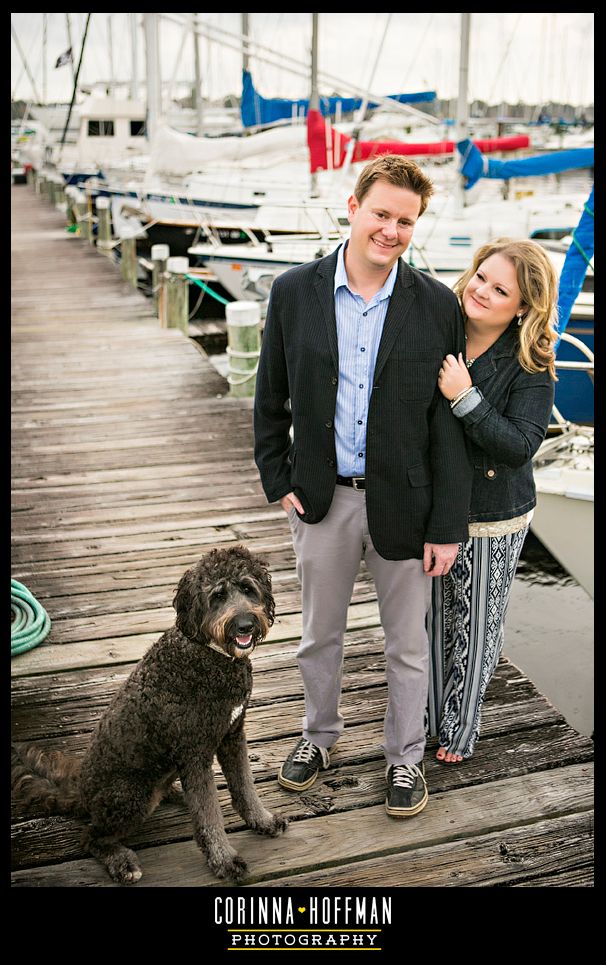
[307,108,530,172]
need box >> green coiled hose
[11,579,51,656]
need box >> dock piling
[74,189,88,236]
[225,301,261,398]
[96,197,113,256]
[120,235,138,288]
[166,256,189,333]
[52,176,66,210]
[151,243,170,320]
[64,186,79,230]
[84,186,95,244]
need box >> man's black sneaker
[278,738,331,791]
[385,762,428,817]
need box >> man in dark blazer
[254,155,472,818]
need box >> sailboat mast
[143,13,162,142]
[107,13,114,96]
[193,13,204,136]
[107,15,115,96]
[130,13,139,102]
[455,12,471,210]
[242,13,250,73]
[59,13,91,158]
[65,14,76,83]
[42,13,47,104]
[310,13,319,197]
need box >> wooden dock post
[225,301,261,398]
[73,189,88,236]
[166,257,189,333]
[96,197,113,256]
[64,186,79,229]
[53,176,66,210]
[120,235,138,288]
[50,174,65,210]
[84,185,95,244]
[151,243,170,319]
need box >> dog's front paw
[210,852,248,881]
[107,847,143,885]
[251,811,289,837]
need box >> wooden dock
[11,185,594,888]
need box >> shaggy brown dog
[12,546,288,884]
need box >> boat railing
[534,421,593,464]
[555,331,594,377]
[549,331,594,430]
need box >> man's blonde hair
[353,154,435,215]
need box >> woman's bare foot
[436,747,464,764]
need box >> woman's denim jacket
[452,321,555,523]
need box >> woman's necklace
[464,334,476,368]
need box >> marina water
[506,532,593,738]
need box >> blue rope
[11,579,51,656]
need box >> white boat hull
[531,468,594,598]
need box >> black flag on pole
[54,48,73,69]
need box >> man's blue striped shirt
[333,242,398,477]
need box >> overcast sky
[11,13,594,109]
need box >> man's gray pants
[288,484,431,766]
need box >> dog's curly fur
[12,546,288,884]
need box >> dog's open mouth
[234,633,254,652]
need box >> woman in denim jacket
[427,238,558,762]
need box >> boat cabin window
[130,120,146,136]
[88,120,115,137]
[531,227,573,241]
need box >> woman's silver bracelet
[450,386,474,409]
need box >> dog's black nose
[236,618,254,634]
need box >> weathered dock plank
[11,648,557,743]
[10,765,594,887]
[257,811,595,888]
[11,185,594,889]
[11,735,593,871]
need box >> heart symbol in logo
[298,907,306,913]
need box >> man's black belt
[336,475,366,490]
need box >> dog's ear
[173,568,208,641]
[252,556,275,628]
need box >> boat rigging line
[160,12,442,127]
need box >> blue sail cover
[555,185,594,348]
[241,69,436,128]
[457,138,594,190]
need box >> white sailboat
[185,13,590,289]
[531,420,594,599]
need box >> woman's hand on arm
[437,353,472,401]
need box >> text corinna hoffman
[214,896,392,925]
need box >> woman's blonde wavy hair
[454,237,559,380]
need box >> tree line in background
[11,96,594,126]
